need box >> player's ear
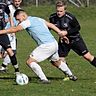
[23,14,26,20]
[64,5,67,10]
[23,12,27,20]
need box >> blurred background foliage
[22,0,96,6]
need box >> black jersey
[4,4,10,16]
[5,3,16,16]
[5,3,21,17]
[0,1,11,29]
[0,2,7,29]
[49,12,81,40]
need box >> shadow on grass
[29,76,63,80]
[0,75,95,85]
[0,74,15,80]
[0,75,95,80]
[0,75,62,81]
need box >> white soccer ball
[16,73,29,85]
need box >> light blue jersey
[20,16,56,45]
[4,13,18,29]
[5,18,18,29]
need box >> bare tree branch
[68,0,80,7]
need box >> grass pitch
[0,5,96,96]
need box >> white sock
[58,61,73,76]
[29,62,48,81]
[3,55,11,66]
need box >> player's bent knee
[51,60,61,67]
[6,48,14,56]
[26,56,37,65]
[59,57,66,63]
[26,59,32,65]
[83,52,94,61]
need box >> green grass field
[0,5,96,96]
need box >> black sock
[90,57,96,67]
[9,54,19,72]
[1,63,7,68]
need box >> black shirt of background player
[0,2,12,29]
[0,2,7,29]
[49,12,81,42]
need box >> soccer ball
[16,73,29,85]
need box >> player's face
[16,14,24,23]
[13,0,22,8]
[56,6,66,17]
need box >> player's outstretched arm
[0,25,23,35]
[45,20,67,37]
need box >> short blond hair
[56,0,67,7]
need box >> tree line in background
[22,0,96,7]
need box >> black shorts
[0,34,11,50]
[58,37,89,57]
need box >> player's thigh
[10,37,17,51]
[0,35,14,56]
[49,51,59,62]
[58,41,70,57]
[72,38,88,56]
[0,35,11,50]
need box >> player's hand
[60,36,69,44]
[10,33,15,37]
[58,30,67,37]
[61,30,67,36]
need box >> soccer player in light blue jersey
[0,9,77,83]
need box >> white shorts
[0,45,2,52]
[5,23,17,51]
[7,34,16,50]
[30,41,59,62]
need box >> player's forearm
[45,21,60,33]
[50,23,61,34]
[50,23,68,36]
[45,21,67,37]
[0,27,17,35]
[47,22,60,33]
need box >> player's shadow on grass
[0,75,95,85]
[0,72,15,80]
[0,75,94,81]
[0,76,63,80]
[28,76,96,84]
[0,76,15,80]
[29,76,65,83]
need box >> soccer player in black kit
[0,1,20,74]
[49,0,96,70]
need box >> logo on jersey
[63,23,68,29]
[64,23,68,27]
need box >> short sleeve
[19,19,31,29]
[38,18,45,22]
